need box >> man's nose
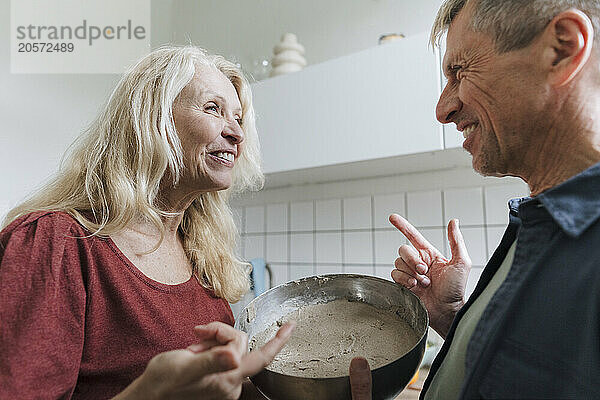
[223,120,244,144]
[436,84,462,124]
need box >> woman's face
[172,64,244,194]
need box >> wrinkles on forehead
[177,66,242,115]
[442,2,495,77]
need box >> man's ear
[542,9,594,87]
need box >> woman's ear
[541,9,594,87]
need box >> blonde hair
[4,46,263,303]
[431,0,600,53]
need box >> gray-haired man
[385,0,600,398]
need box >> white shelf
[252,32,445,176]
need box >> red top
[0,211,234,400]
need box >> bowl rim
[236,273,430,380]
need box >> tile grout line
[314,200,318,274]
[287,202,291,282]
[441,190,448,258]
[263,205,267,262]
[341,198,345,272]
[371,195,376,275]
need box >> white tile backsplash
[466,267,484,300]
[459,227,487,265]
[407,190,443,227]
[315,199,342,230]
[344,231,373,264]
[245,206,265,233]
[344,265,375,275]
[269,263,289,287]
[374,193,405,229]
[444,187,484,225]
[418,228,446,257]
[290,264,314,280]
[266,234,288,263]
[316,265,343,275]
[485,184,529,225]
[375,266,394,281]
[289,233,314,263]
[486,227,507,258]
[244,235,265,260]
[343,196,372,229]
[374,230,406,264]
[236,174,524,293]
[315,232,343,264]
[290,201,314,231]
[266,203,288,232]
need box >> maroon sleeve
[0,213,87,400]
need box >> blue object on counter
[249,258,272,297]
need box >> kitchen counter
[395,367,429,400]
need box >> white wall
[0,0,176,219]
[172,0,444,79]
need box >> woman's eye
[205,103,219,113]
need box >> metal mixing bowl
[235,274,428,400]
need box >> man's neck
[517,88,600,196]
[522,130,600,196]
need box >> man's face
[436,2,546,176]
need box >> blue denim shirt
[421,162,600,399]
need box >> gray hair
[431,0,600,53]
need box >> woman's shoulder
[2,210,88,240]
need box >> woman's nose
[223,119,244,144]
[436,84,462,124]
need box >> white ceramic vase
[270,33,306,77]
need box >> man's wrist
[432,301,464,339]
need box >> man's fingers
[389,214,435,251]
[447,219,471,265]
[392,268,417,288]
[398,245,429,274]
[350,357,372,400]
[393,258,430,287]
[238,321,296,378]
[394,257,431,289]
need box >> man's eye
[236,118,243,126]
[450,66,463,80]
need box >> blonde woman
[0,46,294,400]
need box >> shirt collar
[532,161,600,238]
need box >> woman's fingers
[152,347,239,385]
[186,340,219,353]
[238,321,296,378]
[194,322,248,356]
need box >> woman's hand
[115,321,295,400]
[389,214,471,338]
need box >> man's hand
[350,357,372,400]
[115,321,295,400]
[389,214,471,337]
